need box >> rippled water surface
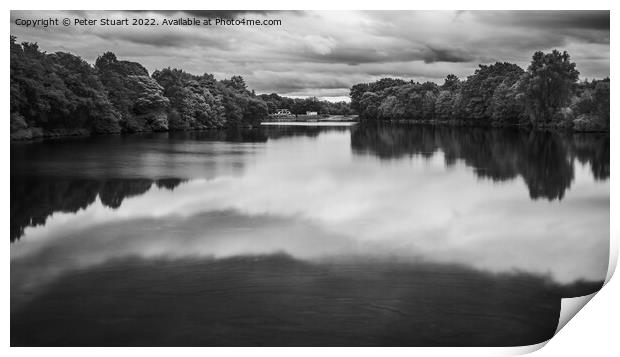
[11,124,609,346]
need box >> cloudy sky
[10,10,610,101]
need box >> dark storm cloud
[10,10,610,100]
[127,10,299,19]
[300,48,408,65]
[296,46,473,66]
[92,28,232,49]
[470,10,610,44]
[254,75,351,93]
[473,10,609,31]
[422,46,474,64]
[158,10,269,18]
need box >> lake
[10,123,610,346]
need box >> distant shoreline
[11,115,609,142]
[9,115,359,141]
[262,114,359,122]
[261,122,357,127]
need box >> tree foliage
[571,78,610,131]
[152,68,226,130]
[96,52,170,132]
[10,36,121,136]
[522,50,579,125]
[350,50,608,131]
[10,36,305,139]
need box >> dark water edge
[11,254,603,347]
[374,119,610,133]
[10,117,610,142]
[10,126,226,142]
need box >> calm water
[11,124,609,346]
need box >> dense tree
[350,78,406,115]
[358,92,382,119]
[571,78,609,131]
[96,52,170,132]
[152,68,226,130]
[242,97,269,126]
[350,83,370,114]
[458,62,524,122]
[522,50,579,125]
[441,74,460,91]
[10,37,121,138]
[378,96,402,119]
[220,75,247,93]
[434,91,456,120]
[490,81,527,125]
[217,78,269,126]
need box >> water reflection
[351,123,609,200]
[11,124,610,346]
[10,130,266,180]
[571,133,610,180]
[168,127,269,143]
[261,125,350,139]
[11,178,185,241]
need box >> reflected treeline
[351,123,609,201]
[10,126,352,242]
[10,177,186,242]
[570,133,610,180]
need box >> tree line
[350,50,609,132]
[10,36,350,139]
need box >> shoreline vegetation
[10,36,352,141]
[11,36,609,141]
[351,50,609,133]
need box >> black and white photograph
[7,6,613,350]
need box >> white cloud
[303,35,336,55]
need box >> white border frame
[3,1,617,355]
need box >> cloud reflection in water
[11,128,609,293]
